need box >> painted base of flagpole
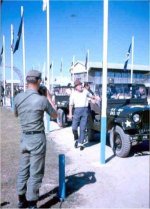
[3,96,6,106]
[100,116,107,164]
[58,154,66,201]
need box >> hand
[95,95,101,101]
[67,114,72,120]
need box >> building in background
[70,61,150,89]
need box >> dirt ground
[0,107,150,209]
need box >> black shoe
[80,145,85,151]
[74,141,78,148]
[18,194,28,208]
[28,201,37,209]
[78,142,85,151]
[18,201,28,208]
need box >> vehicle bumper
[130,134,150,145]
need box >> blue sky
[0,0,149,81]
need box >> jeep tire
[110,125,131,157]
[57,108,66,127]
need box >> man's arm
[46,90,57,119]
[14,107,18,117]
[68,105,73,119]
[14,98,18,117]
[67,92,74,119]
[46,90,57,111]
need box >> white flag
[43,0,48,11]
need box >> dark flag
[71,56,75,67]
[50,63,52,69]
[60,59,63,72]
[13,16,23,54]
[85,51,89,70]
[124,43,132,70]
[11,28,14,51]
[0,46,3,65]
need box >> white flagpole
[51,61,53,91]
[72,55,75,83]
[47,0,50,90]
[61,58,63,84]
[11,24,14,108]
[21,6,26,91]
[131,36,134,84]
[45,0,50,133]
[100,0,108,164]
[3,35,6,105]
[86,49,89,82]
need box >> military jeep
[88,83,150,157]
[53,85,73,127]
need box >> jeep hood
[118,104,150,116]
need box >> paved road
[1,107,150,208]
[49,126,150,208]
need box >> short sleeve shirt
[14,89,55,132]
[69,89,92,108]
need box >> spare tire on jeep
[57,108,67,127]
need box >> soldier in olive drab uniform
[14,70,57,209]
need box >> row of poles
[1,0,135,166]
[1,1,66,201]
[2,7,25,107]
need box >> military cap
[26,70,42,79]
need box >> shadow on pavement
[105,154,116,163]
[85,131,110,148]
[39,171,96,208]
[0,202,10,207]
[129,140,150,157]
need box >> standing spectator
[14,70,57,208]
[0,83,4,106]
[68,79,95,150]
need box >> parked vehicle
[53,84,73,127]
[88,83,150,157]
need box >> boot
[73,130,78,141]
[18,194,28,208]
[28,201,37,209]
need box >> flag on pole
[71,56,75,67]
[11,29,14,51]
[60,59,63,72]
[43,0,48,11]
[85,50,89,70]
[0,46,3,65]
[124,43,132,70]
[13,16,23,54]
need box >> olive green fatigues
[14,89,55,201]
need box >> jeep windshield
[53,86,73,96]
[95,84,147,100]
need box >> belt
[75,107,88,109]
[23,130,44,135]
